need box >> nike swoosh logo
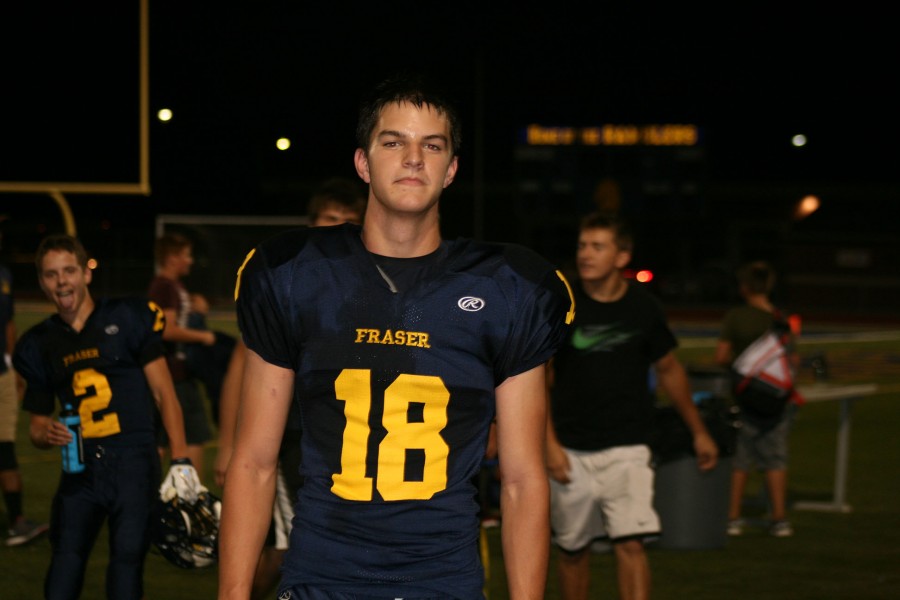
[571,327,604,350]
[570,325,637,351]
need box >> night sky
[1,4,897,297]
[3,6,896,194]
[145,6,899,195]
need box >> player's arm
[655,350,718,471]
[495,364,550,600]
[214,339,246,486]
[160,307,215,346]
[14,344,68,449]
[144,356,190,460]
[218,348,293,600]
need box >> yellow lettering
[640,125,698,146]
[524,123,699,147]
[602,125,640,146]
[63,348,100,367]
[581,127,602,145]
[354,328,430,349]
[527,124,577,146]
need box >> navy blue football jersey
[14,297,167,448]
[236,224,574,598]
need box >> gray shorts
[550,444,660,551]
[733,406,794,471]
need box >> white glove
[160,459,206,504]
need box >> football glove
[160,458,206,504]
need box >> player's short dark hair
[736,260,775,294]
[578,212,634,253]
[35,234,89,272]
[307,177,367,222]
[154,232,192,266]
[356,73,462,156]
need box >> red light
[635,270,653,283]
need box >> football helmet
[153,489,221,569]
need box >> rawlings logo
[458,296,485,312]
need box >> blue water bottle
[60,403,85,474]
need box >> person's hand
[160,458,206,504]
[44,420,73,447]
[693,432,719,471]
[546,441,571,484]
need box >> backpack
[730,312,802,420]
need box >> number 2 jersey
[13,297,167,449]
[236,223,575,598]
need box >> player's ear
[84,264,93,285]
[354,148,371,184]
[442,156,458,189]
[614,248,631,270]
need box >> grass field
[2,306,899,599]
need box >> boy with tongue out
[13,233,200,599]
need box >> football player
[13,234,202,599]
[219,74,576,599]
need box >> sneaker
[769,520,794,538]
[726,519,745,536]
[5,517,49,547]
